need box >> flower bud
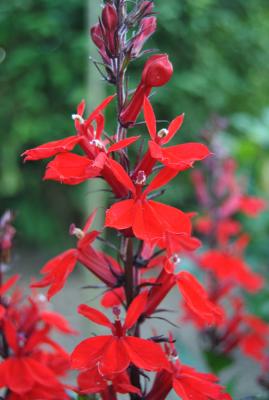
[141,54,173,87]
[131,16,157,57]
[119,54,173,127]
[90,23,104,50]
[101,4,118,31]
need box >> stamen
[112,306,121,320]
[72,114,84,124]
[157,128,169,138]
[69,224,85,240]
[169,253,181,266]
[89,138,104,149]
[135,170,146,185]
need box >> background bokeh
[1,0,269,398]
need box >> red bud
[141,54,173,87]
[101,4,118,31]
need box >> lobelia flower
[105,166,192,242]
[133,96,211,177]
[31,210,122,299]
[119,54,173,126]
[239,195,267,217]
[146,337,231,400]
[71,291,170,374]
[130,16,157,57]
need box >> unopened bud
[101,4,118,31]
[142,54,173,87]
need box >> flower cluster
[187,119,268,389]
[18,1,267,399]
[0,211,75,400]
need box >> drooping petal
[71,335,112,369]
[78,304,112,329]
[44,152,105,185]
[4,358,34,394]
[143,96,156,140]
[123,336,170,371]
[31,249,78,299]
[22,136,82,161]
[124,291,148,331]
[177,271,223,325]
[105,199,135,230]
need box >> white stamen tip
[157,128,169,138]
[72,114,84,124]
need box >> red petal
[105,158,136,194]
[44,152,103,185]
[71,336,112,369]
[124,291,148,330]
[99,338,130,374]
[107,136,140,154]
[41,311,77,334]
[82,208,98,233]
[105,199,135,230]
[124,336,170,371]
[161,113,184,145]
[0,305,5,320]
[0,274,20,296]
[87,95,115,123]
[177,272,223,325]
[32,249,77,299]
[4,320,18,353]
[149,201,192,235]
[22,136,81,161]
[143,96,156,140]
[77,99,86,116]
[144,167,178,196]
[151,142,211,170]
[78,304,112,329]
[5,358,34,394]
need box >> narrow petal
[124,291,148,330]
[0,274,20,296]
[78,304,112,329]
[144,167,178,196]
[87,95,115,123]
[22,136,81,161]
[107,136,140,154]
[105,158,136,194]
[161,113,184,145]
[143,96,156,140]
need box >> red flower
[71,292,170,374]
[147,339,231,400]
[137,97,211,174]
[0,320,68,397]
[32,210,120,298]
[200,249,264,293]
[239,195,267,217]
[105,167,192,242]
[119,54,173,126]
